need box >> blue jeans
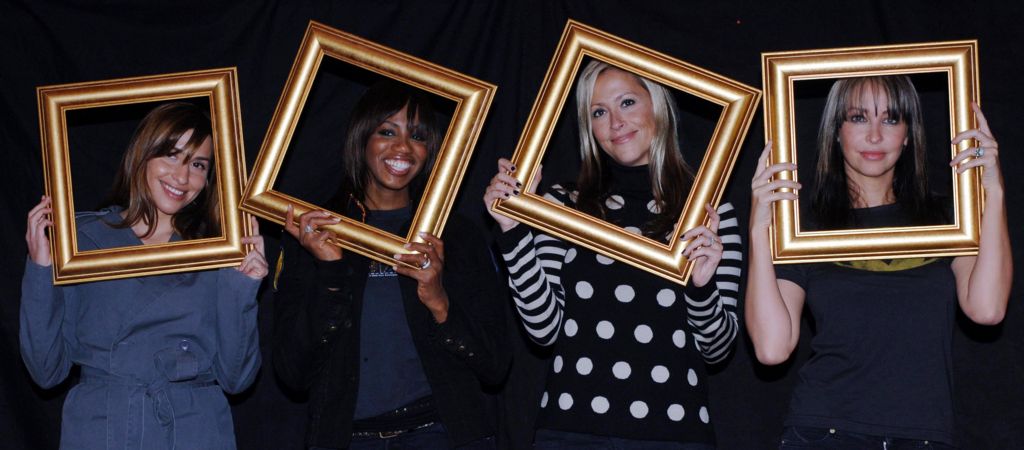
[311,423,495,449]
[534,429,715,449]
[779,426,955,449]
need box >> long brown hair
[573,61,694,239]
[105,102,218,239]
[811,75,943,228]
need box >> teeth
[162,182,184,196]
[385,159,412,171]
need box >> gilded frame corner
[240,20,496,269]
[38,68,251,284]
[490,20,761,285]
[761,41,981,263]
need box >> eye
[847,113,867,123]
[882,116,901,125]
[591,108,606,118]
[377,127,396,137]
[410,131,427,142]
[191,160,208,171]
[621,98,636,108]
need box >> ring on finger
[974,146,985,158]
[304,224,315,234]
[420,256,432,270]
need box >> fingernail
[418,231,427,238]
[403,243,412,249]
[393,254,402,259]
[513,190,520,196]
[516,182,522,188]
[504,192,510,198]
[510,165,516,171]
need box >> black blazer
[273,210,510,449]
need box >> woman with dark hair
[21,102,268,449]
[747,75,1011,449]
[484,60,742,448]
[273,80,508,449]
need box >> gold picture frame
[490,20,760,285]
[241,20,495,269]
[762,41,981,263]
[38,68,251,284]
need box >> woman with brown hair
[21,102,267,450]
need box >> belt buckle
[378,429,404,439]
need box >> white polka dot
[624,226,642,235]
[540,392,548,408]
[647,199,662,213]
[559,393,573,410]
[651,365,670,383]
[699,406,710,423]
[575,281,593,299]
[553,356,563,373]
[672,330,686,348]
[605,195,624,210]
[629,401,649,419]
[596,321,615,339]
[687,368,698,386]
[612,361,631,379]
[596,253,615,265]
[656,289,676,307]
[634,324,653,344]
[667,404,685,421]
[565,248,577,263]
[591,396,610,414]
[614,285,635,303]
[564,319,578,337]
[576,357,593,375]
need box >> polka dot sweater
[496,165,741,443]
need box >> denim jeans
[310,422,495,450]
[534,428,715,449]
[779,426,955,449]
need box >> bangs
[840,77,912,123]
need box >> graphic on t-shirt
[368,260,397,278]
[835,257,940,272]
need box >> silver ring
[420,256,432,270]
[303,224,314,234]
[974,146,985,158]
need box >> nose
[171,160,190,184]
[609,111,624,130]
[867,121,883,144]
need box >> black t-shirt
[776,203,957,444]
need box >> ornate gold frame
[241,21,495,269]
[762,41,981,263]
[38,68,250,284]
[491,20,760,285]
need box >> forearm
[18,260,72,388]
[499,227,565,346]
[213,269,262,394]
[744,230,797,365]
[960,190,1012,324]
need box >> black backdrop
[2,1,1022,449]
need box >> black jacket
[272,211,510,449]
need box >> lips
[861,151,886,161]
[160,181,186,200]
[384,158,414,175]
[610,130,637,145]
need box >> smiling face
[363,104,428,209]
[588,68,656,167]
[144,128,212,224]
[838,82,909,188]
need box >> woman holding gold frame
[21,102,268,449]
[272,80,508,449]
[485,60,741,448]
[747,75,1011,448]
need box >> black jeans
[779,426,955,449]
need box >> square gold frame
[762,41,981,263]
[38,68,251,284]
[241,21,495,269]
[491,20,760,285]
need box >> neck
[846,170,895,208]
[364,187,410,211]
[126,210,175,244]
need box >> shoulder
[75,208,125,249]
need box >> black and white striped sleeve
[684,202,742,364]
[494,187,572,347]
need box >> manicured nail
[513,190,520,196]
[516,182,522,188]
[510,165,516,171]
[504,192,510,198]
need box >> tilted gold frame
[762,41,981,263]
[241,21,495,269]
[491,20,760,285]
[38,68,251,284]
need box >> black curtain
[2,1,1022,448]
